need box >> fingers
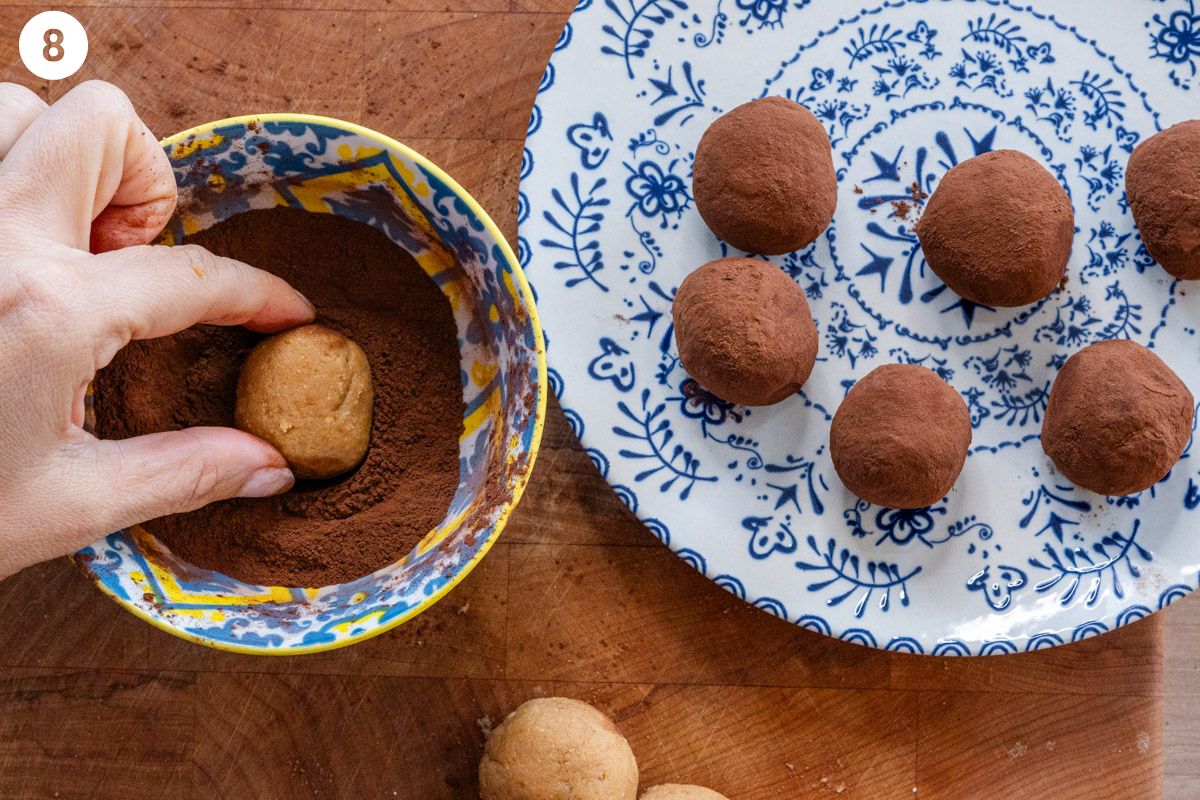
[84,243,315,362]
[1,428,293,578]
[84,428,294,545]
[90,194,178,254]
[0,81,176,252]
[0,83,47,160]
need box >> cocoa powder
[93,207,465,587]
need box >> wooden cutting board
[0,3,1168,797]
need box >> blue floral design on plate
[1148,0,1200,90]
[523,0,1200,654]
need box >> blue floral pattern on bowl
[76,115,546,654]
[521,0,1200,654]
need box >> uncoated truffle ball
[672,257,818,406]
[692,97,837,255]
[479,697,638,800]
[235,324,373,480]
[915,150,1074,307]
[830,364,972,509]
[641,786,730,800]
[1042,340,1194,496]
[1126,120,1200,280]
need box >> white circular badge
[19,11,88,81]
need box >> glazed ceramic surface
[521,0,1200,654]
[77,115,546,654]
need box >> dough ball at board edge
[479,697,638,800]
[641,785,731,800]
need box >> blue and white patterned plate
[520,0,1200,654]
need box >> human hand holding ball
[0,81,315,579]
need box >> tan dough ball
[235,324,373,480]
[479,697,638,800]
[641,785,730,800]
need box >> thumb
[82,427,294,533]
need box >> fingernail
[294,289,317,317]
[239,467,294,498]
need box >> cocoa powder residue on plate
[93,207,465,587]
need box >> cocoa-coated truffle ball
[479,697,638,800]
[236,324,374,480]
[830,364,972,509]
[1126,120,1200,280]
[1042,340,1194,496]
[672,257,818,406]
[915,150,1074,307]
[692,97,837,255]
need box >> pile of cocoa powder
[93,207,465,587]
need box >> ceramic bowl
[75,114,546,654]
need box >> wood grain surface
[0,3,1195,798]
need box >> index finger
[0,81,175,252]
[84,243,316,364]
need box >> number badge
[19,11,88,80]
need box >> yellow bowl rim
[76,112,548,656]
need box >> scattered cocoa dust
[93,208,465,587]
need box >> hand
[0,81,315,579]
